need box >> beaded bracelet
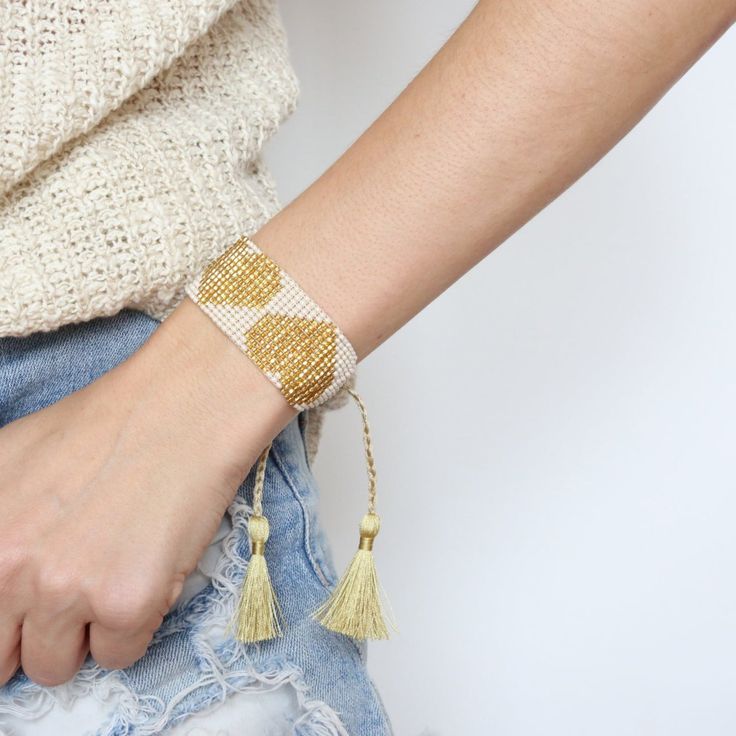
[184,235,393,644]
[184,234,357,411]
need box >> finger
[20,614,88,686]
[0,617,22,686]
[89,621,156,671]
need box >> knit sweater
[0,0,346,460]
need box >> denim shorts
[0,309,393,736]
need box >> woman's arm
[0,0,733,688]
[176,0,735,361]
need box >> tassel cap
[358,513,380,550]
[249,514,269,555]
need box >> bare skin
[0,0,733,687]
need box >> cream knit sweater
[0,0,345,460]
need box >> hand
[0,299,296,687]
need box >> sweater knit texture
[0,0,348,460]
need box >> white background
[264,3,736,734]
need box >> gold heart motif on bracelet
[197,245,282,308]
[246,315,338,407]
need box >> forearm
[250,0,734,361]
[144,0,733,447]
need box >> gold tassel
[230,442,284,643]
[312,388,393,640]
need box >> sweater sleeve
[0,0,299,338]
[0,0,243,196]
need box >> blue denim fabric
[0,309,392,736]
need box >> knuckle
[34,564,83,611]
[92,586,160,631]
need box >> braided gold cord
[252,441,271,518]
[346,388,377,515]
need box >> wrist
[184,233,359,411]
[125,298,298,466]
